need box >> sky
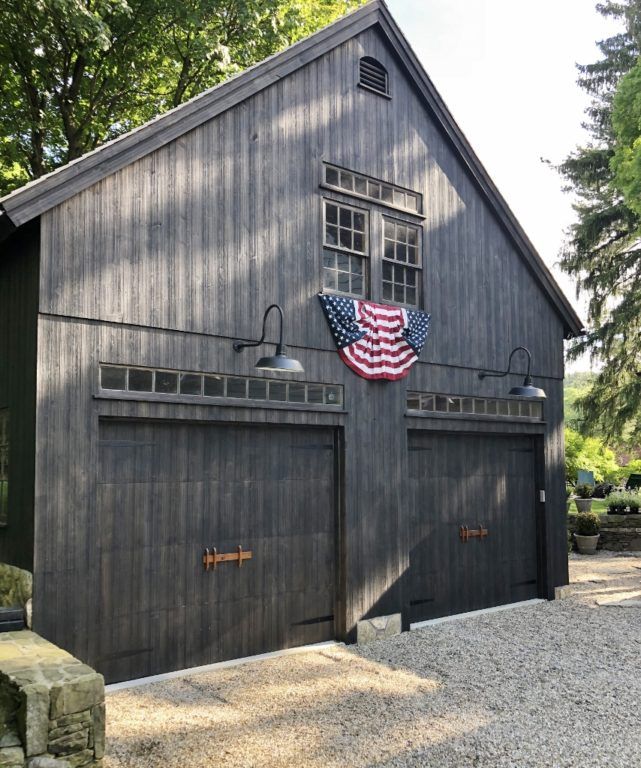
[385,0,622,371]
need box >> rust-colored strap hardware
[459,524,488,542]
[203,545,252,571]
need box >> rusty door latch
[203,545,253,571]
[459,524,488,542]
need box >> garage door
[95,420,337,683]
[407,432,539,624]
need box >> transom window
[0,410,8,527]
[407,392,543,420]
[323,200,368,297]
[383,218,421,307]
[100,365,344,407]
[324,164,422,214]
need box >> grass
[568,498,608,514]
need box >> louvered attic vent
[359,57,389,97]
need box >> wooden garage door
[95,420,337,683]
[407,432,539,624]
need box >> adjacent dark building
[0,0,582,683]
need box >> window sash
[323,199,369,257]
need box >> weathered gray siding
[39,28,564,378]
[0,222,39,571]
[30,25,568,661]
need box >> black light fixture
[478,346,546,399]
[233,303,304,373]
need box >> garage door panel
[96,421,337,683]
[408,432,539,623]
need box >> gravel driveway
[105,553,641,767]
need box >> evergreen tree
[560,0,641,441]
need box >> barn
[0,0,582,683]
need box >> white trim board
[409,599,545,631]
[105,640,341,692]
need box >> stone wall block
[356,613,402,644]
[17,684,49,756]
[52,714,90,731]
[65,749,94,767]
[27,757,71,768]
[48,730,88,756]
[48,723,85,742]
[0,745,24,768]
[90,705,104,760]
[49,675,104,720]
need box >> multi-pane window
[324,164,422,214]
[407,392,543,420]
[323,200,367,296]
[0,410,8,526]
[100,365,344,407]
[382,218,421,306]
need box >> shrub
[627,492,640,513]
[575,484,593,499]
[575,512,600,536]
[607,492,628,513]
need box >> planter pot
[608,507,626,515]
[575,498,593,513]
[630,508,640,515]
[574,532,600,555]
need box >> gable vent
[359,57,389,97]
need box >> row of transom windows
[321,197,423,308]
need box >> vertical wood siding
[39,27,564,378]
[30,25,569,663]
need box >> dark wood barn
[0,0,582,683]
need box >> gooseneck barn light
[233,304,304,373]
[478,346,546,399]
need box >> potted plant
[628,492,640,514]
[574,484,593,513]
[574,512,600,555]
[607,492,627,515]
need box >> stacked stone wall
[0,632,104,767]
[568,513,641,552]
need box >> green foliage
[575,511,601,535]
[560,1,641,442]
[607,491,629,511]
[0,0,366,195]
[564,371,596,431]
[623,457,641,474]
[575,483,594,499]
[565,427,622,483]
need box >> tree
[560,1,641,442]
[564,427,621,484]
[0,0,366,195]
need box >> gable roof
[0,0,583,336]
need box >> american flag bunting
[318,294,431,380]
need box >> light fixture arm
[233,304,285,355]
[478,346,533,382]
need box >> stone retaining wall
[568,513,641,552]
[0,632,104,767]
